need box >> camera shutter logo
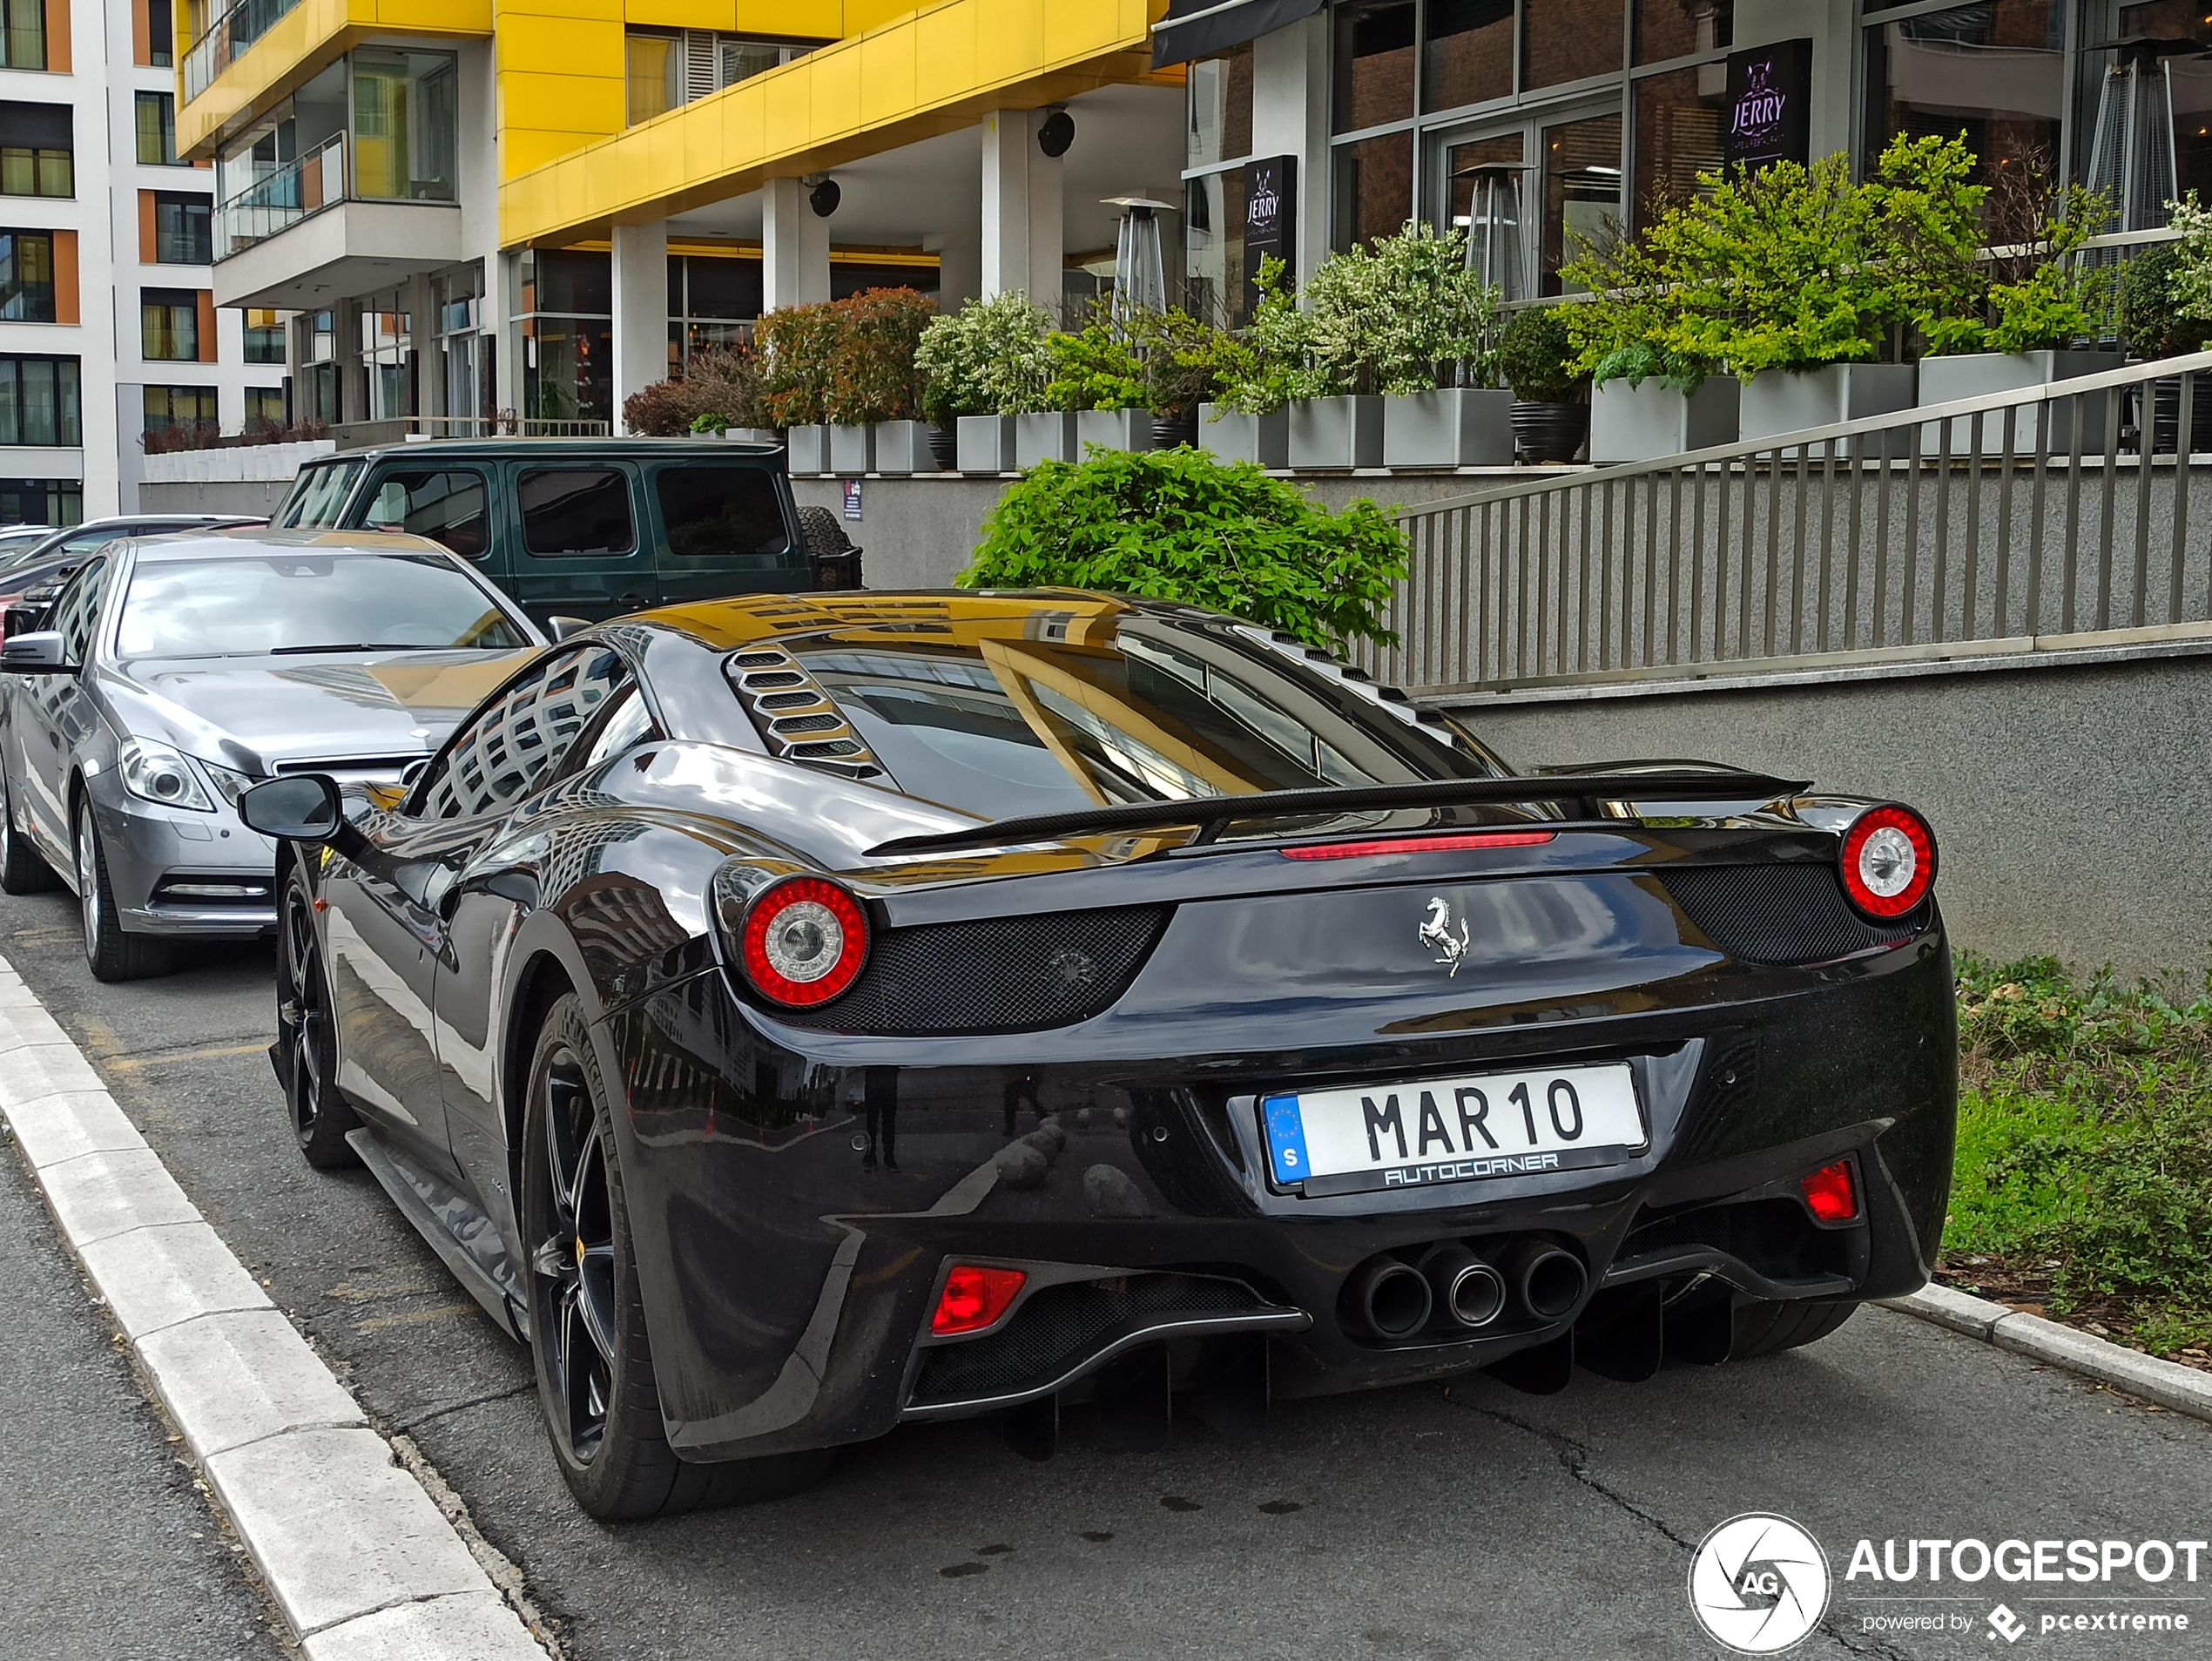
[1688,1513,1831,1655]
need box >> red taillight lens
[1800,1159,1858,1223]
[1280,830,1557,861]
[738,875,868,1007]
[1838,804,1935,920]
[931,1264,1027,1335]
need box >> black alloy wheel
[279,866,360,1169]
[0,762,57,894]
[520,994,830,1519]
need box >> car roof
[633,590,1183,652]
[128,525,474,561]
[316,438,781,463]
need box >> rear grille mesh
[779,905,1170,1035]
[911,1273,1267,1406]
[1658,863,1918,965]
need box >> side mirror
[239,773,343,842]
[0,630,74,673]
[548,615,593,642]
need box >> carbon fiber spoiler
[863,771,1811,859]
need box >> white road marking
[0,951,554,1661]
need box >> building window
[0,355,81,445]
[298,309,338,425]
[153,192,212,264]
[514,249,612,425]
[244,308,285,363]
[0,101,71,197]
[352,50,458,202]
[142,288,200,360]
[1863,3,2064,199]
[0,230,53,321]
[624,30,819,126]
[1186,42,1253,171]
[0,478,79,526]
[359,297,411,421]
[146,0,172,68]
[0,0,44,71]
[433,262,488,426]
[144,384,218,439]
[136,92,179,166]
[246,386,286,430]
[666,253,760,375]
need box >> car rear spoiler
[864,771,1812,858]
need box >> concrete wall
[1447,649,2212,982]
[139,479,296,517]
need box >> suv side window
[278,459,364,528]
[415,645,632,820]
[518,468,635,557]
[50,557,109,665]
[363,468,491,558]
[655,465,789,561]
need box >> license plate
[1260,1063,1645,1196]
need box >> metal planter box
[1014,411,1078,469]
[1739,363,1916,455]
[725,428,783,448]
[785,424,830,475]
[1197,403,1289,467]
[1382,388,1514,468]
[827,423,875,474]
[1588,378,1740,463]
[1288,395,1385,469]
[956,415,1015,474]
[1076,408,1156,455]
[1916,350,2123,455]
[872,421,934,476]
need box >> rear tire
[75,800,172,982]
[279,863,360,1169]
[0,763,57,894]
[1729,1297,1857,1361]
[520,995,831,1519]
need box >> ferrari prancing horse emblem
[1419,895,1471,976]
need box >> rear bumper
[603,926,1956,1462]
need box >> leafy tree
[960,446,1406,652]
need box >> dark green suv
[273,438,858,624]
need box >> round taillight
[738,876,868,1006]
[1838,804,1935,920]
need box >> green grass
[1942,953,2212,1358]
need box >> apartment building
[0,0,280,523]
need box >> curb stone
[0,953,551,1661]
[1881,1285,2212,1423]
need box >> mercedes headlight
[117,739,215,813]
[199,759,254,811]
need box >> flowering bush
[914,292,1056,420]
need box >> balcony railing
[183,0,301,101]
[217,133,343,258]
[1359,350,2212,699]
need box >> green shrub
[1922,169,2113,356]
[755,301,840,427]
[1043,318,1147,411]
[622,344,764,436]
[1495,306,1584,403]
[958,447,1407,652]
[822,287,936,424]
[2131,201,2212,358]
[914,292,1056,421]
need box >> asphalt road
[5,891,2211,1661]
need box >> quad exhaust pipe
[1343,1236,1588,1340]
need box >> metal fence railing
[1362,350,2212,698]
[183,0,300,101]
[217,133,344,258]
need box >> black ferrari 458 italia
[241,590,1956,1519]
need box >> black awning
[1150,0,1326,69]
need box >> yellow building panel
[844,0,918,30]
[733,0,842,34]
[502,68,626,135]
[623,0,735,28]
[493,13,614,71]
[502,0,1162,245]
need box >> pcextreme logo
[1688,1513,1832,1655]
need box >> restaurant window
[1523,0,1625,92]
[1442,134,1527,300]
[1,0,44,70]
[667,253,760,374]
[142,288,199,360]
[2075,4,2212,225]
[0,230,53,321]
[1185,165,1249,327]
[1333,130,1417,251]
[1542,112,1623,294]
[1335,2,1418,132]
[515,249,612,425]
[1862,3,2063,194]
[135,91,179,166]
[1425,0,1513,113]
[1187,42,1254,169]
[1634,0,1730,65]
[0,355,79,444]
[0,101,71,196]
[143,384,218,439]
[153,192,212,264]
[244,308,285,364]
[1632,63,1727,233]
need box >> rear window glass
[519,468,635,557]
[654,465,790,561]
[278,460,362,528]
[738,609,1498,826]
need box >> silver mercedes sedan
[0,527,543,980]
